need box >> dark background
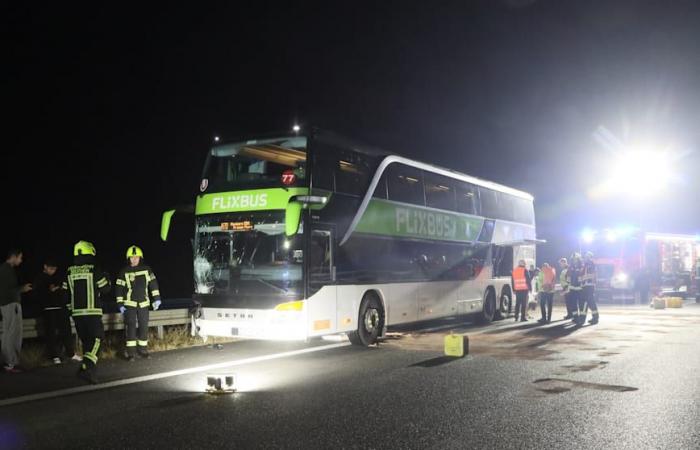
[4,1,700,301]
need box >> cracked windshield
[194,214,303,297]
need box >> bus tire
[495,288,512,320]
[477,288,497,324]
[348,293,383,346]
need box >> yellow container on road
[665,297,683,308]
[444,333,469,358]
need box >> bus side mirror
[285,201,303,237]
[161,204,195,242]
[161,210,176,242]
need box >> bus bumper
[194,307,307,341]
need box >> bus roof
[314,130,534,201]
[211,129,534,201]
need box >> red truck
[581,230,700,303]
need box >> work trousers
[539,292,554,322]
[569,290,582,321]
[43,308,75,359]
[124,307,149,355]
[1,302,22,367]
[563,292,575,317]
[581,286,599,321]
[73,315,104,372]
[514,291,528,320]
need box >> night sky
[4,1,700,298]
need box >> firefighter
[568,253,584,326]
[511,259,532,322]
[559,257,574,320]
[115,245,161,361]
[62,241,110,384]
[581,251,599,324]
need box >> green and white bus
[161,129,537,346]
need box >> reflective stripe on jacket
[115,264,161,308]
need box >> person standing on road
[63,241,111,384]
[0,249,32,373]
[115,245,161,361]
[559,258,574,320]
[581,251,599,325]
[511,259,532,322]
[537,263,556,323]
[569,253,584,326]
[33,258,79,364]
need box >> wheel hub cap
[364,308,379,333]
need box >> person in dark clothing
[511,259,533,322]
[63,241,111,384]
[33,259,78,364]
[1,249,32,373]
[115,245,162,361]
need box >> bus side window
[455,182,476,215]
[387,163,424,206]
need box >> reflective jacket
[568,263,583,291]
[559,268,570,294]
[62,255,111,316]
[115,263,161,308]
[511,266,532,292]
[582,260,596,287]
[538,266,556,293]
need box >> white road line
[0,342,350,407]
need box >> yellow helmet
[126,245,144,259]
[74,240,96,256]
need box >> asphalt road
[1,303,699,449]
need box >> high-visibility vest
[512,266,528,291]
[559,268,569,293]
[541,266,556,292]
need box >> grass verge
[20,325,234,370]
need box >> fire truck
[580,229,700,303]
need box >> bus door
[307,225,337,334]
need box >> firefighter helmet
[585,251,594,259]
[74,240,96,256]
[126,245,144,259]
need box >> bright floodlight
[292,124,301,133]
[206,373,236,394]
[608,151,671,196]
[581,229,595,244]
[214,136,220,142]
[605,229,618,242]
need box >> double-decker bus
[161,129,537,346]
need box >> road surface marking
[0,342,350,407]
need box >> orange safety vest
[512,266,528,291]
[542,266,556,286]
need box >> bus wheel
[495,289,511,320]
[477,289,496,324]
[348,294,383,346]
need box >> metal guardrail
[0,308,191,340]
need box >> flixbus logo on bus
[196,188,308,215]
[212,193,268,210]
[396,208,458,239]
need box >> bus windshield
[203,136,308,191]
[194,213,304,299]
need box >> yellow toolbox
[444,333,469,357]
[652,297,666,309]
[665,297,683,308]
